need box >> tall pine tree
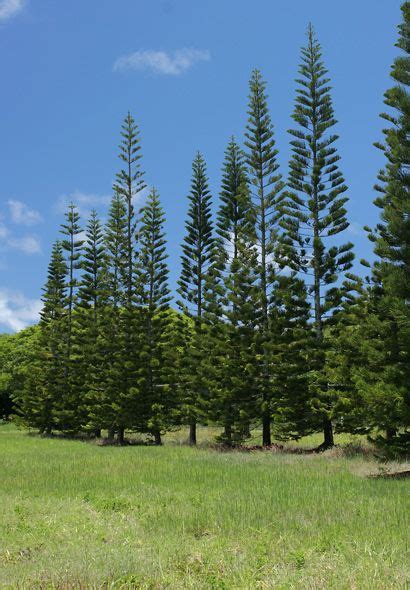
[57,203,83,432]
[245,69,284,446]
[73,210,108,435]
[211,137,259,444]
[361,2,410,451]
[20,242,68,433]
[112,112,146,443]
[97,191,128,438]
[177,152,216,445]
[136,188,175,444]
[282,25,354,447]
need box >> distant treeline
[3,10,409,455]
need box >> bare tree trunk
[117,427,125,445]
[262,413,271,446]
[189,420,197,446]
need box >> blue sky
[0,0,402,331]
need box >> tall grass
[0,424,408,589]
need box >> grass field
[0,424,408,589]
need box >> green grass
[0,424,408,589]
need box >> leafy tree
[245,69,284,445]
[177,152,216,445]
[0,326,41,422]
[281,26,354,447]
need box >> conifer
[245,69,284,445]
[177,152,216,445]
[57,204,84,432]
[136,188,175,443]
[282,26,354,447]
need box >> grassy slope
[0,425,408,589]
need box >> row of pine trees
[16,14,409,453]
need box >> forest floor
[0,423,408,589]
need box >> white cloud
[0,288,41,332]
[0,219,41,255]
[7,235,41,254]
[0,222,10,240]
[0,0,25,22]
[56,190,111,217]
[113,48,211,76]
[7,199,42,226]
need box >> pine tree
[362,2,410,451]
[21,242,68,433]
[73,210,108,435]
[244,69,284,446]
[96,191,128,438]
[112,112,146,443]
[177,152,216,445]
[372,1,410,303]
[281,25,354,448]
[210,137,258,444]
[269,274,313,440]
[114,112,146,307]
[57,204,84,432]
[136,188,176,444]
[105,191,128,311]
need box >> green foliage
[57,205,84,433]
[136,188,177,442]
[177,152,217,444]
[112,112,147,441]
[281,25,354,447]
[73,210,108,433]
[354,3,410,452]
[0,327,41,420]
[209,137,259,443]
[245,69,285,446]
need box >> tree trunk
[323,419,334,448]
[117,427,125,445]
[189,420,197,445]
[154,430,162,445]
[262,412,271,446]
[94,428,101,438]
[108,428,115,440]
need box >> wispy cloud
[0,222,9,240]
[8,199,42,226]
[0,288,41,332]
[56,190,111,217]
[7,235,41,254]
[113,48,211,76]
[0,0,25,23]
[0,220,41,255]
